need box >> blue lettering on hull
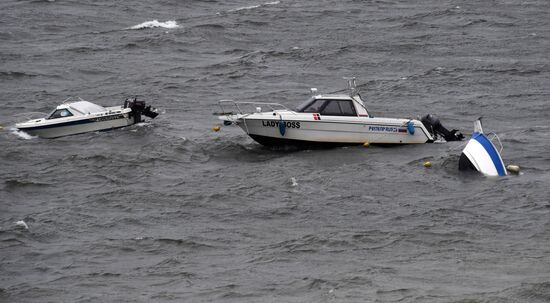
[262,120,301,129]
[368,126,407,133]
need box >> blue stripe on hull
[472,132,506,176]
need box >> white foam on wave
[128,20,180,30]
[10,127,36,140]
[15,220,29,230]
[229,1,280,12]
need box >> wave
[0,71,37,79]
[127,20,180,30]
[4,179,50,188]
[228,1,280,13]
[9,127,36,140]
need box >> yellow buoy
[212,126,221,132]
[506,165,520,174]
[363,142,370,148]
[423,161,432,168]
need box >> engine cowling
[421,114,464,141]
[125,98,159,123]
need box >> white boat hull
[459,132,507,176]
[231,115,433,145]
[17,114,134,138]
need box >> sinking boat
[459,119,507,176]
[15,98,158,138]
[218,78,463,147]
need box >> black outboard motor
[421,114,464,141]
[124,98,159,124]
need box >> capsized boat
[15,98,158,138]
[217,78,463,147]
[459,119,507,176]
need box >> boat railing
[14,112,49,121]
[488,132,504,154]
[60,97,89,106]
[217,100,295,116]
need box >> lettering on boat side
[368,126,407,133]
[91,114,125,122]
[262,120,301,129]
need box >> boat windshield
[298,99,326,113]
[48,109,73,119]
[295,98,316,112]
[297,98,357,116]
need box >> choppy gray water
[1,0,550,302]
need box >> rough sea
[1,0,550,302]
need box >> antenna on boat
[474,117,483,133]
[310,88,318,96]
[343,77,359,96]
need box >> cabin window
[320,100,341,115]
[319,100,357,116]
[339,100,356,116]
[48,109,73,119]
[297,99,357,116]
[299,99,326,113]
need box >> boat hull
[236,117,433,146]
[16,115,134,138]
[249,134,354,147]
[459,132,507,176]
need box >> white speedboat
[459,119,507,176]
[15,98,158,138]
[218,78,463,146]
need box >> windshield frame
[47,108,74,120]
[296,97,358,117]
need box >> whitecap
[229,1,280,12]
[290,177,298,187]
[128,20,180,30]
[134,122,150,127]
[10,127,36,140]
[15,220,29,230]
[230,4,261,12]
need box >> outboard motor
[125,98,159,123]
[421,114,464,141]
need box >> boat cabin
[296,95,369,117]
[47,101,106,119]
